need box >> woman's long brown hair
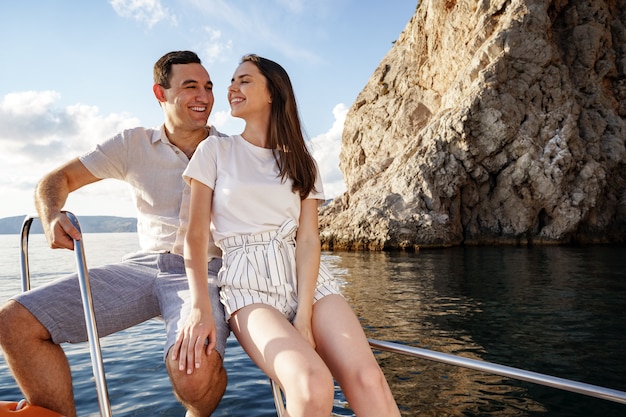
[240,54,317,199]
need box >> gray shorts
[11,252,229,360]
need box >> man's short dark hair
[154,51,202,88]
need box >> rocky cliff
[319,0,626,250]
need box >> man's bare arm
[35,157,101,250]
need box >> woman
[176,54,401,417]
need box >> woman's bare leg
[230,304,334,417]
[312,295,401,417]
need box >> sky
[0,0,416,219]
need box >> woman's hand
[172,307,217,374]
[292,311,316,349]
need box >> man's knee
[0,301,48,347]
[167,351,227,405]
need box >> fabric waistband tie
[220,219,298,288]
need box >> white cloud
[309,103,347,199]
[201,27,233,64]
[209,110,244,135]
[0,91,141,218]
[109,0,176,28]
[208,110,231,129]
[0,91,140,163]
[0,91,77,151]
[0,90,60,116]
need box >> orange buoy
[0,400,65,416]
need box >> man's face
[159,63,214,130]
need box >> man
[0,51,230,417]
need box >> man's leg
[0,255,161,416]
[158,255,230,416]
[0,301,76,417]
[166,348,227,417]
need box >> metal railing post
[19,213,113,417]
[270,379,285,417]
[19,216,34,292]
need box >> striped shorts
[217,219,341,321]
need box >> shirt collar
[151,124,219,145]
[151,124,170,145]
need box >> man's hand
[34,157,100,250]
[42,212,82,250]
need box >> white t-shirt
[183,134,325,244]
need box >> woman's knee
[351,361,388,391]
[285,364,334,411]
[306,366,334,398]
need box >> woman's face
[228,61,272,120]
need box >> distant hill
[0,216,137,235]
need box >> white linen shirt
[182,134,325,244]
[80,125,226,258]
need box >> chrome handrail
[368,338,626,405]
[20,213,113,417]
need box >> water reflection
[325,246,626,416]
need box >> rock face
[319,0,626,250]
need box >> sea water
[0,232,625,416]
